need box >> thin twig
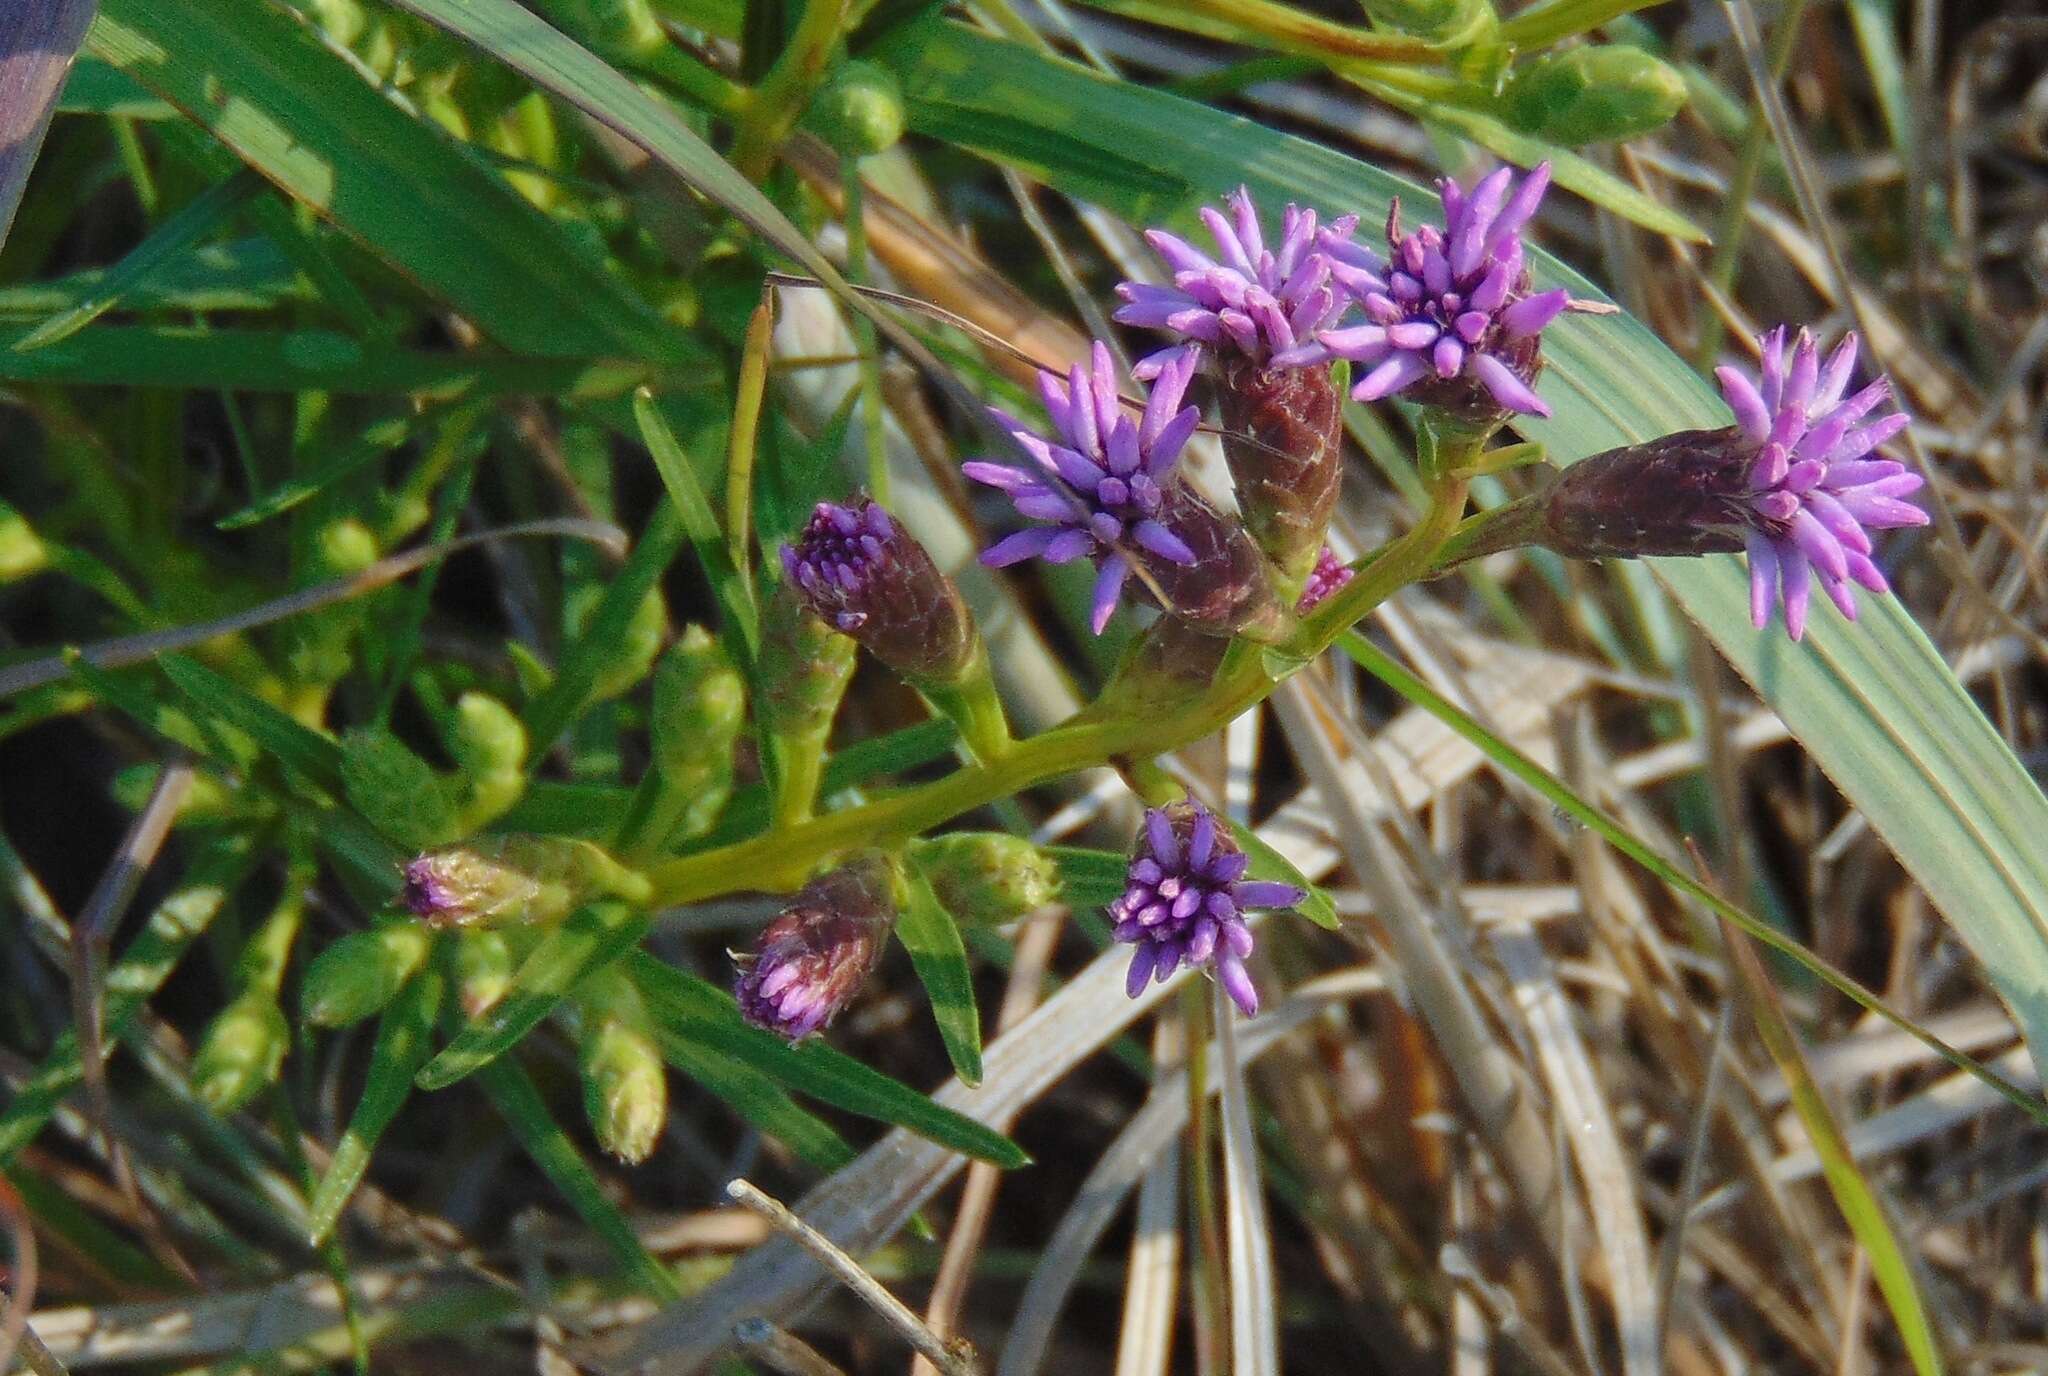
[735,1319,853,1376]
[724,1179,981,1376]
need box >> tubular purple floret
[1110,800,1303,1017]
[966,341,1278,637]
[1283,161,1585,424]
[1295,546,1356,613]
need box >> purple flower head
[1715,328,1926,640]
[965,341,1204,634]
[779,497,977,682]
[401,855,459,921]
[734,858,898,1040]
[1295,546,1355,613]
[1110,800,1303,1017]
[1114,187,1348,379]
[1282,162,1571,421]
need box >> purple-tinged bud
[779,498,979,684]
[967,342,1280,638]
[1118,189,1348,589]
[1295,546,1355,613]
[734,855,900,1040]
[1110,801,1302,1017]
[1284,162,1596,427]
[401,835,650,929]
[1538,327,1926,641]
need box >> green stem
[731,0,849,179]
[645,485,1474,904]
[913,643,1013,765]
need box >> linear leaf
[898,858,984,1085]
[639,1023,857,1173]
[627,954,1027,1166]
[86,0,680,362]
[306,970,444,1245]
[1225,817,1339,931]
[415,904,650,1091]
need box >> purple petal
[1216,951,1259,1017]
[1813,333,1860,412]
[1471,353,1551,417]
[1090,554,1130,634]
[1353,351,1431,402]
[1789,508,1850,582]
[1145,227,1216,277]
[1481,162,1551,259]
[1717,367,1773,442]
[1745,530,1779,629]
[1133,519,1197,565]
[981,527,1059,567]
[1125,944,1159,999]
[1781,546,1813,640]
[1146,809,1179,868]
[1499,287,1569,340]
[1044,527,1097,564]
[1232,880,1303,909]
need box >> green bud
[579,1011,667,1164]
[402,834,652,928]
[341,729,460,848]
[0,503,48,582]
[756,585,857,752]
[910,832,1062,926]
[1361,0,1496,47]
[1504,45,1687,146]
[808,60,906,157]
[193,992,289,1113]
[647,627,744,840]
[532,0,666,60]
[315,518,380,576]
[303,924,433,1027]
[303,0,368,48]
[454,928,520,1018]
[449,692,528,827]
[589,587,669,702]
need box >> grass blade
[898,857,985,1085]
[306,969,444,1245]
[634,388,761,659]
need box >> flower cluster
[734,857,899,1040]
[1110,801,1304,1017]
[781,497,978,682]
[1715,328,1924,639]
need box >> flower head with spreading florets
[1281,162,1572,421]
[1715,328,1925,639]
[1114,187,1348,380]
[965,342,1206,634]
[1110,801,1303,1017]
[779,497,977,682]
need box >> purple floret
[1295,546,1354,613]
[1281,161,1573,419]
[966,341,1203,634]
[1109,800,1303,1017]
[1114,187,1347,379]
[1715,327,1926,640]
[780,499,897,634]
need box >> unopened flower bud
[1504,45,1687,147]
[911,833,1061,925]
[781,499,980,685]
[734,855,899,1040]
[193,991,289,1112]
[644,627,744,843]
[454,928,520,1018]
[449,692,528,827]
[304,923,433,1027]
[588,586,669,702]
[1535,428,1753,561]
[578,1007,667,1164]
[1361,0,1496,45]
[1295,546,1355,613]
[756,581,858,749]
[341,729,460,848]
[0,502,49,582]
[809,59,905,157]
[1111,801,1302,1017]
[400,834,650,929]
[315,518,380,576]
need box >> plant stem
[731,0,848,180]
[644,483,1475,905]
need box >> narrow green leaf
[216,412,419,530]
[475,1057,680,1300]
[415,904,651,1091]
[12,167,264,352]
[0,837,256,1164]
[1224,818,1339,931]
[898,859,985,1085]
[521,504,688,754]
[159,654,343,797]
[639,1022,857,1172]
[634,389,760,658]
[627,954,1028,1166]
[87,0,681,362]
[1047,846,1126,911]
[0,238,301,316]
[306,969,444,1245]
[1723,928,1945,1376]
